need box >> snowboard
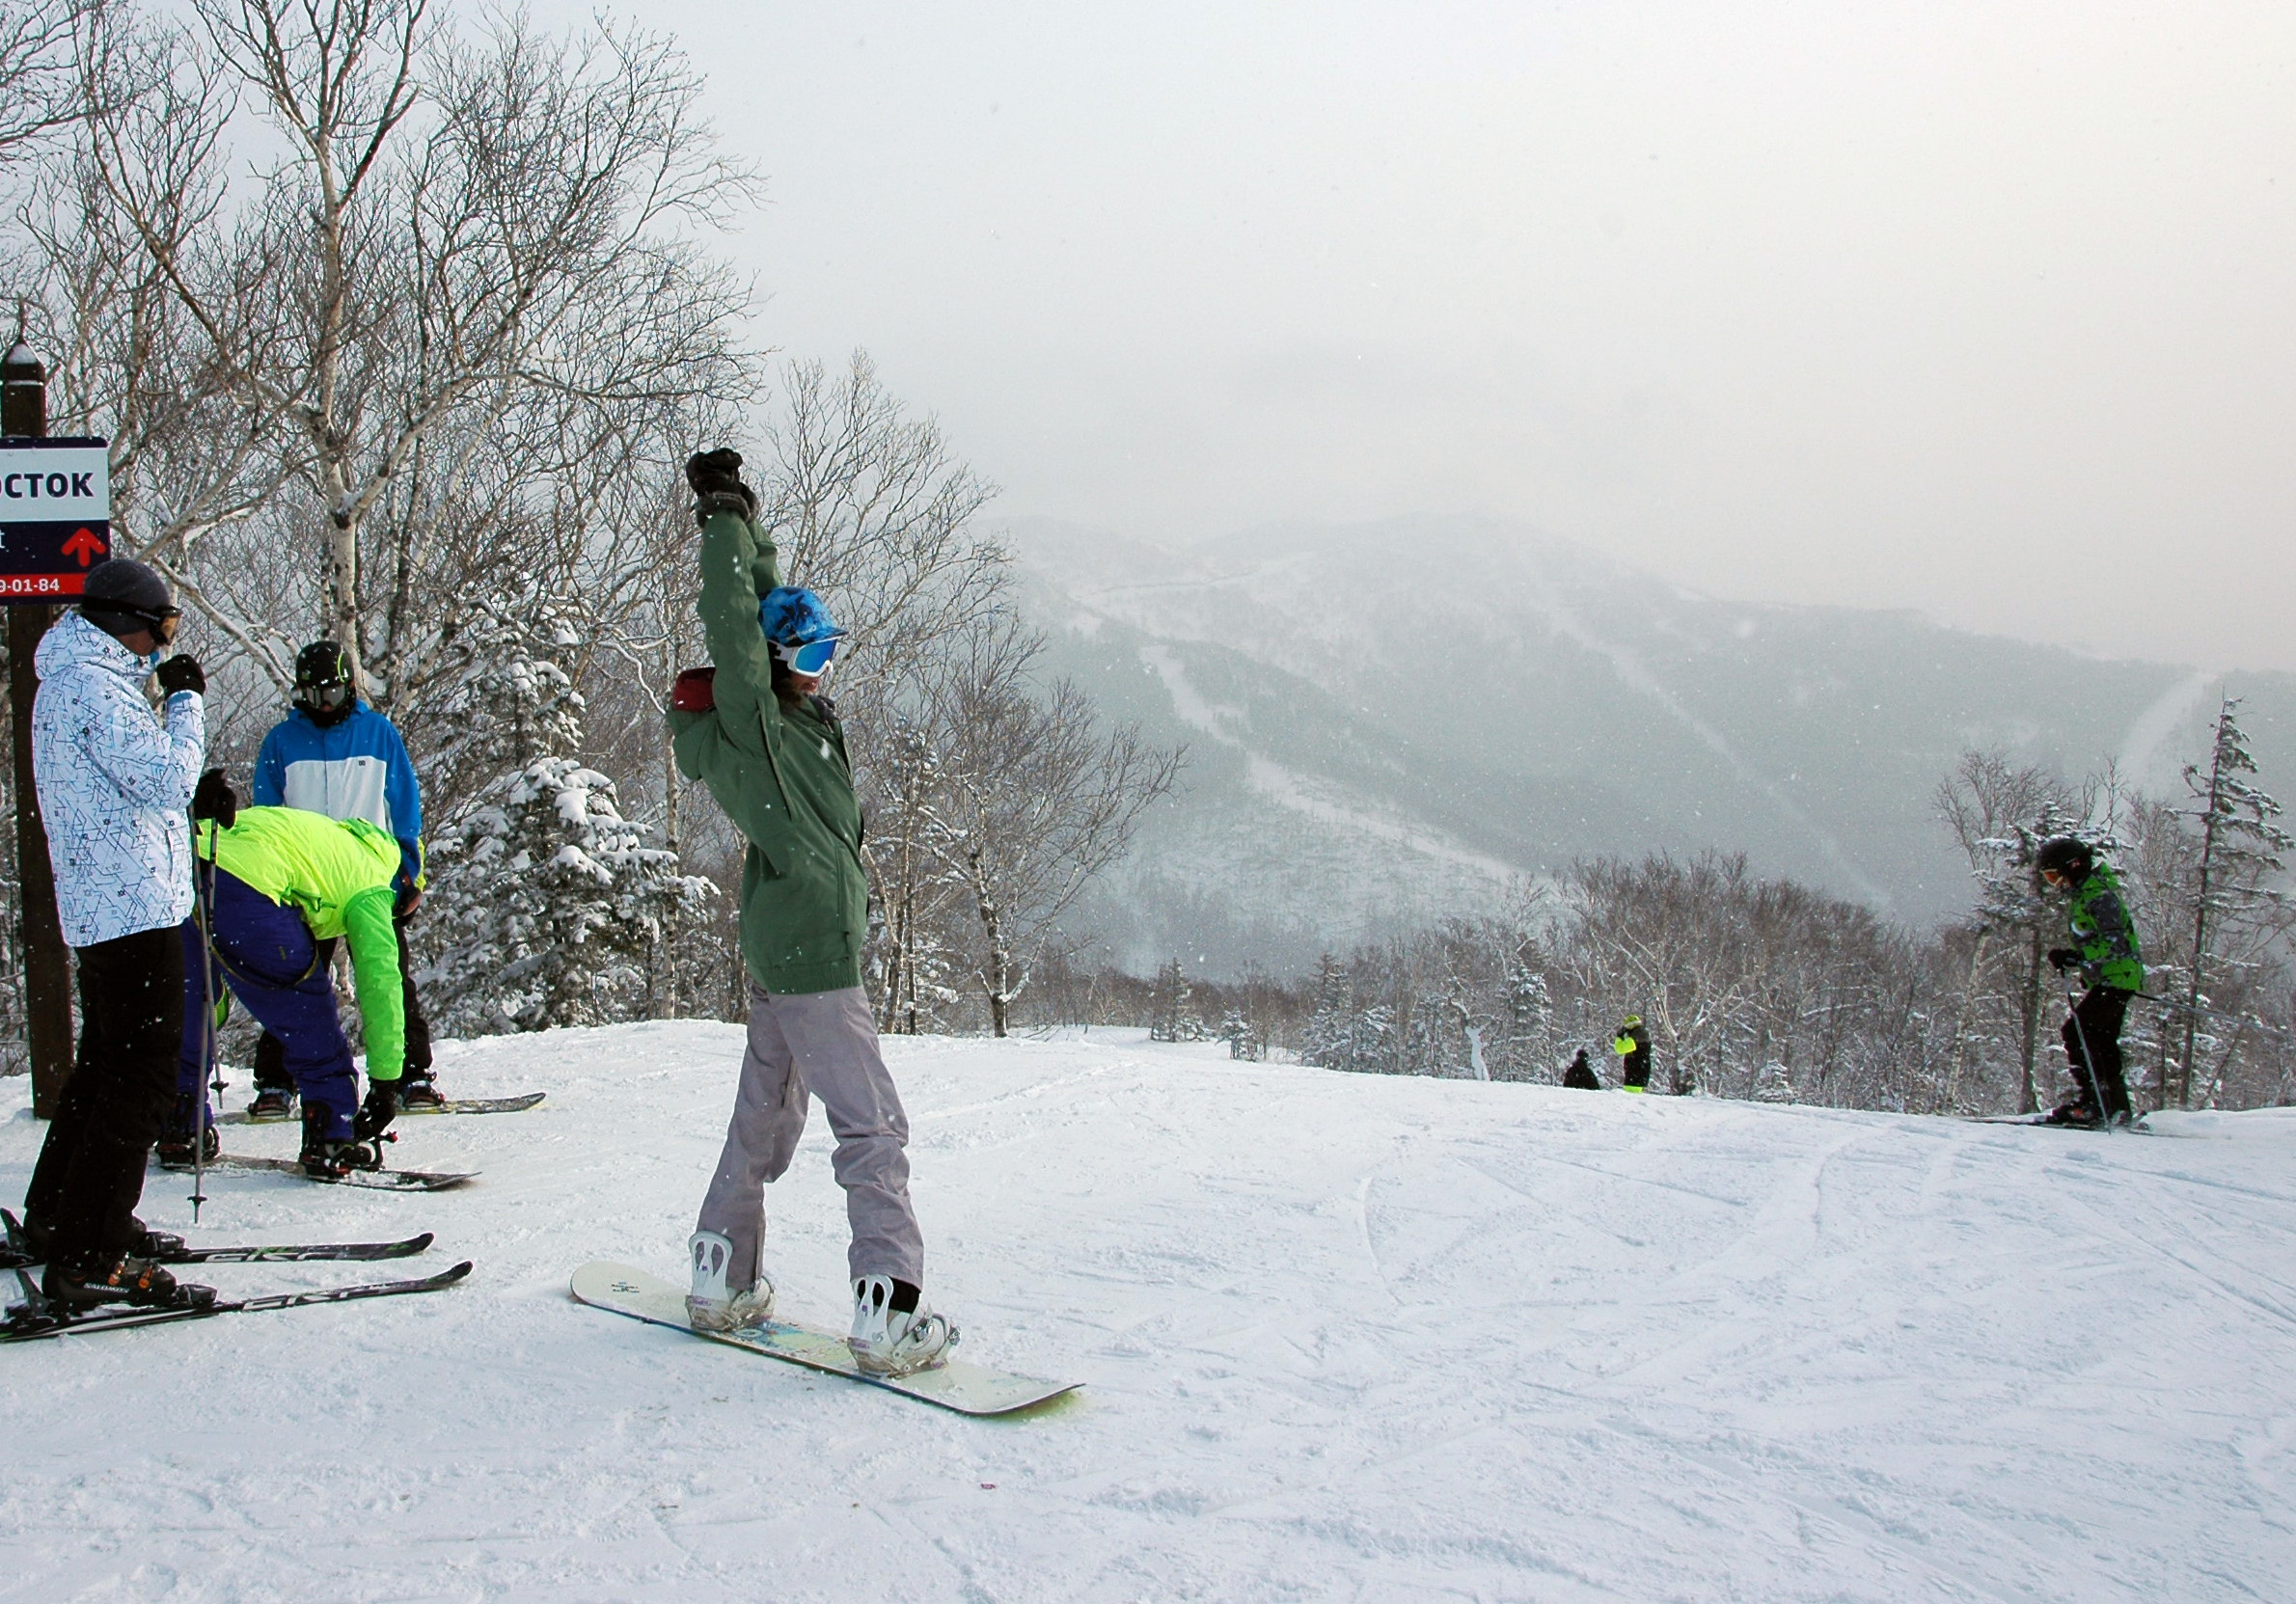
[3,1260,472,1343]
[217,1092,545,1125]
[158,1153,477,1190]
[569,1262,1079,1417]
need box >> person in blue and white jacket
[244,640,438,1114]
[17,558,210,1313]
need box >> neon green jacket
[669,511,868,994]
[2068,862,2146,992]
[197,805,406,1080]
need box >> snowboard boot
[847,1273,956,1376]
[42,1250,215,1314]
[2042,1098,2103,1128]
[685,1230,776,1331]
[398,1075,446,1112]
[246,1086,296,1123]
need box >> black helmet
[2035,836,2092,882]
[293,640,357,727]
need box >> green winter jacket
[196,806,406,1080]
[670,510,868,994]
[2068,862,2146,993]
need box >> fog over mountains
[1009,516,2296,977]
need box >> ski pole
[2061,970,2115,1134]
[189,821,222,1222]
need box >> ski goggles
[296,678,353,712]
[770,635,842,676]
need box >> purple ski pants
[696,984,924,1291]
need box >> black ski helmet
[293,640,357,726]
[2035,836,2092,882]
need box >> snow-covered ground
[5,1025,2294,1602]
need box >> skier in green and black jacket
[2036,836,2145,1127]
[666,448,956,1378]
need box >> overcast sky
[540,1,2295,670]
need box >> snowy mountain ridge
[1009,515,2295,972]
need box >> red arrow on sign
[62,528,107,566]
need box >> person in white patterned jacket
[14,559,211,1314]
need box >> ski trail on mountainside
[2117,668,2217,795]
[1136,640,1523,884]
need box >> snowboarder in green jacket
[2036,836,2145,1127]
[667,448,955,1377]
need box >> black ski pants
[2063,985,2134,1120]
[1620,1045,1651,1091]
[21,924,185,1263]
[251,911,431,1092]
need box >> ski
[0,1210,433,1271]
[570,1262,1080,1418]
[1961,1113,2171,1135]
[217,1092,546,1125]
[1,1260,474,1343]
[156,1153,477,1191]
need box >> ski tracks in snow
[5,1030,2295,1601]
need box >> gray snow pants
[696,984,924,1291]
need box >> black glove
[354,1079,398,1141]
[685,448,756,522]
[154,655,205,696]
[2047,947,2082,974]
[191,768,238,828]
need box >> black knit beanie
[80,558,175,635]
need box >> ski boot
[2042,1099,2103,1128]
[298,1106,382,1180]
[245,1086,296,1123]
[398,1075,446,1112]
[685,1230,776,1331]
[41,1250,215,1314]
[153,1095,221,1168]
[153,1127,221,1168]
[847,1273,956,1376]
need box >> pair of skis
[2,1210,470,1342]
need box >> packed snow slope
[5,1024,2294,1602]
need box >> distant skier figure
[1611,1016,1653,1092]
[243,641,435,1121]
[670,448,955,1377]
[2036,836,2144,1128]
[178,774,408,1178]
[1562,1048,1602,1090]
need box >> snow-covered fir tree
[417,587,713,1033]
[2170,698,2294,1107]
[1298,954,1352,1071]
[1148,957,1206,1043]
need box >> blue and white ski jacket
[31,610,205,947]
[251,700,424,892]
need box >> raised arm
[689,449,780,749]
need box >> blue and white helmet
[758,586,845,675]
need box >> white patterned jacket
[32,610,205,947]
